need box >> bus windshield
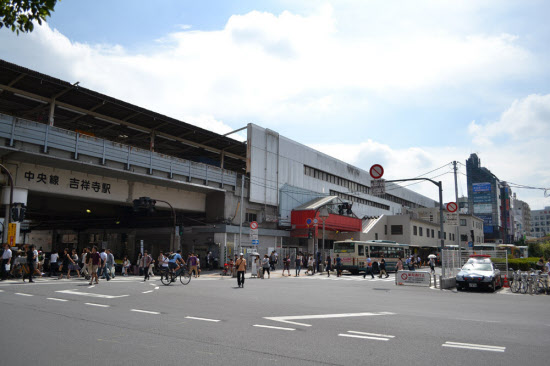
[334,242,356,253]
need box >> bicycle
[509,269,521,293]
[533,271,549,295]
[160,265,191,286]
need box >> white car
[456,255,502,292]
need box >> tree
[0,0,58,34]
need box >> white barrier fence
[395,270,432,287]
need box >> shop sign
[472,182,491,192]
[474,204,492,214]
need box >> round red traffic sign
[401,273,408,280]
[250,221,258,230]
[370,164,384,179]
[446,202,458,213]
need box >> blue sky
[1,0,549,210]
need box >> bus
[333,240,410,274]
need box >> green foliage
[528,242,550,259]
[0,0,58,34]
[492,257,542,271]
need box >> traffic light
[308,229,313,239]
[179,225,184,236]
[11,203,26,222]
[133,197,156,213]
[338,205,344,215]
[346,203,353,215]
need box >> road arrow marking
[264,312,395,327]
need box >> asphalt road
[0,270,547,366]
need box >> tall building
[466,154,513,243]
[512,194,531,240]
[530,206,550,238]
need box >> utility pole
[238,174,244,255]
[453,161,460,248]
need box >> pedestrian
[142,251,152,281]
[363,255,374,279]
[379,256,388,278]
[325,255,331,277]
[406,256,414,271]
[49,250,58,277]
[99,249,110,281]
[137,252,143,276]
[283,255,291,276]
[37,251,45,274]
[235,253,246,288]
[261,254,270,279]
[207,251,213,270]
[196,256,201,277]
[316,252,322,274]
[269,251,276,271]
[295,252,302,277]
[58,248,72,279]
[188,253,198,278]
[81,248,90,280]
[23,244,36,283]
[335,254,342,277]
[88,246,101,285]
[32,246,42,277]
[417,255,422,269]
[307,255,314,276]
[396,257,404,272]
[122,256,131,276]
[302,253,308,272]
[1,243,12,281]
[106,249,116,278]
[70,249,82,278]
[429,256,435,274]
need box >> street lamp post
[319,206,330,259]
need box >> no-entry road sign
[370,164,384,179]
[250,221,258,230]
[446,202,458,213]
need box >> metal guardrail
[0,113,237,187]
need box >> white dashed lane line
[442,341,505,352]
[142,290,154,294]
[185,316,221,323]
[131,309,160,315]
[253,325,295,331]
[15,293,33,297]
[85,303,110,308]
[47,298,68,302]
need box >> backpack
[169,253,176,260]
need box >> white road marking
[142,290,154,294]
[56,290,129,299]
[339,334,390,341]
[15,293,33,296]
[265,312,395,327]
[88,285,95,289]
[442,341,505,352]
[347,331,395,338]
[47,298,68,302]
[155,287,159,290]
[185,316,221,323]
[253,325,295,331]
[0,289,4,292]
[85,303,110,308]
[149,283,156,287]
[131,309,160,315]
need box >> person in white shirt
[99,249,110,281]
[122,256,131,276]
[1,244,12,280]
[49,251,59,277]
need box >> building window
[375,233,378,240]
[391,225,403,235]
[385,225,388,235]
[461,234,468,241]
[431,229,435,238]
[438,231,441,239]
[419,227,423,236]
[444,232,447,240]
[245,212,257,222]
[413,226,417,235]
[460,219,466,226]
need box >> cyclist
[167,250,184,281]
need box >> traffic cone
[503,275,509,288]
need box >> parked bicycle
[160,264,191,286]
[508,268,549,295]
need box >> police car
[456,255,502,292]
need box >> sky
[1,0,549,210]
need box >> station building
[0,59,445,266]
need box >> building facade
[466,153,514,243]
[512,195,531,240]
[530,206,550,238]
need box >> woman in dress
[70,248,81,278]
[58,248,74,279]
[122,256,131,276]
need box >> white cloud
[0,4,536,130]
